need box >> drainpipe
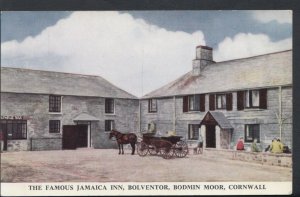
[279,86,282,140]
[173,96,176,131]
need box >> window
[148,99,157,113]
[105,98,114,114]
[216,94,226,109]
[245,90,260,108]
[49,95,61,112]
[183,94,205,112]
[244,124,260,143]
[210,93,232,111]
[49,120,60,133]
[237,89,267,110]
[188,124,200,140]
[189,95,200,111]
[0,120,27,140]
[105,120,115,132]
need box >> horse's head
[109,129,117,140]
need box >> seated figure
[236,137,245,151]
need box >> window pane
[49,95,61,112]
[105,99,114,113]
[253,124,260,142]
[188,124,200,140]
[151,99,157,109]
[105,120,114,131]
[189,96,194,110]
[217,95,222,108]
[245,91,250,107]
[252,90,260,107]
[221,95,226,107]
[149,99,157,112]
[49,120,60,133]
[194,95,200,111]
[1,120,27,140]
[189,95,200,111]
[245,124,260,142]
[216,94,226,109]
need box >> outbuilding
[0,67,139,151]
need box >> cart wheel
[161,141,174,159]
[149,144,160,155]
[137,142,149,157]
[174,140,189,158]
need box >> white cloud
[214,33,292,62]
[1,11,205,97]
[252,10,292,24]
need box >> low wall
[30,138,62,151]
[7,140,29,151]
[203,148,292,168]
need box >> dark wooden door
[63,125,88,149]
[63,125,77,149]
[206,125,216,148]
[76,125,88,148]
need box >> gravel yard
[1,149,292,182]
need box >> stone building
[0,45,293,152]
[1,68,139,151]
[140,46,292,150]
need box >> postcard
[0,10,293,195]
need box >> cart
[137,133,188,159]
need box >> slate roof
[209,111,233,129]
[1,67,137,99]
[142,50,292,99]
[200,111,233,129]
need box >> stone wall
[30,138,62,151]
[140,86,293,149]
[1,92,139,151]
[7,140,29,151]
[203,148,292,168]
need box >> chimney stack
[192,45,214,76]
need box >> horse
[109,129,137,155]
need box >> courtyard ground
[1,149,292,182]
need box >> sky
[1,11,292,97]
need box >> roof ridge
[1,66,101,78]
[1,66,138,99]
[214,49,292,64]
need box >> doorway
[206,125,216,148]
[62,125,88,149]
[76,121,92,148]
